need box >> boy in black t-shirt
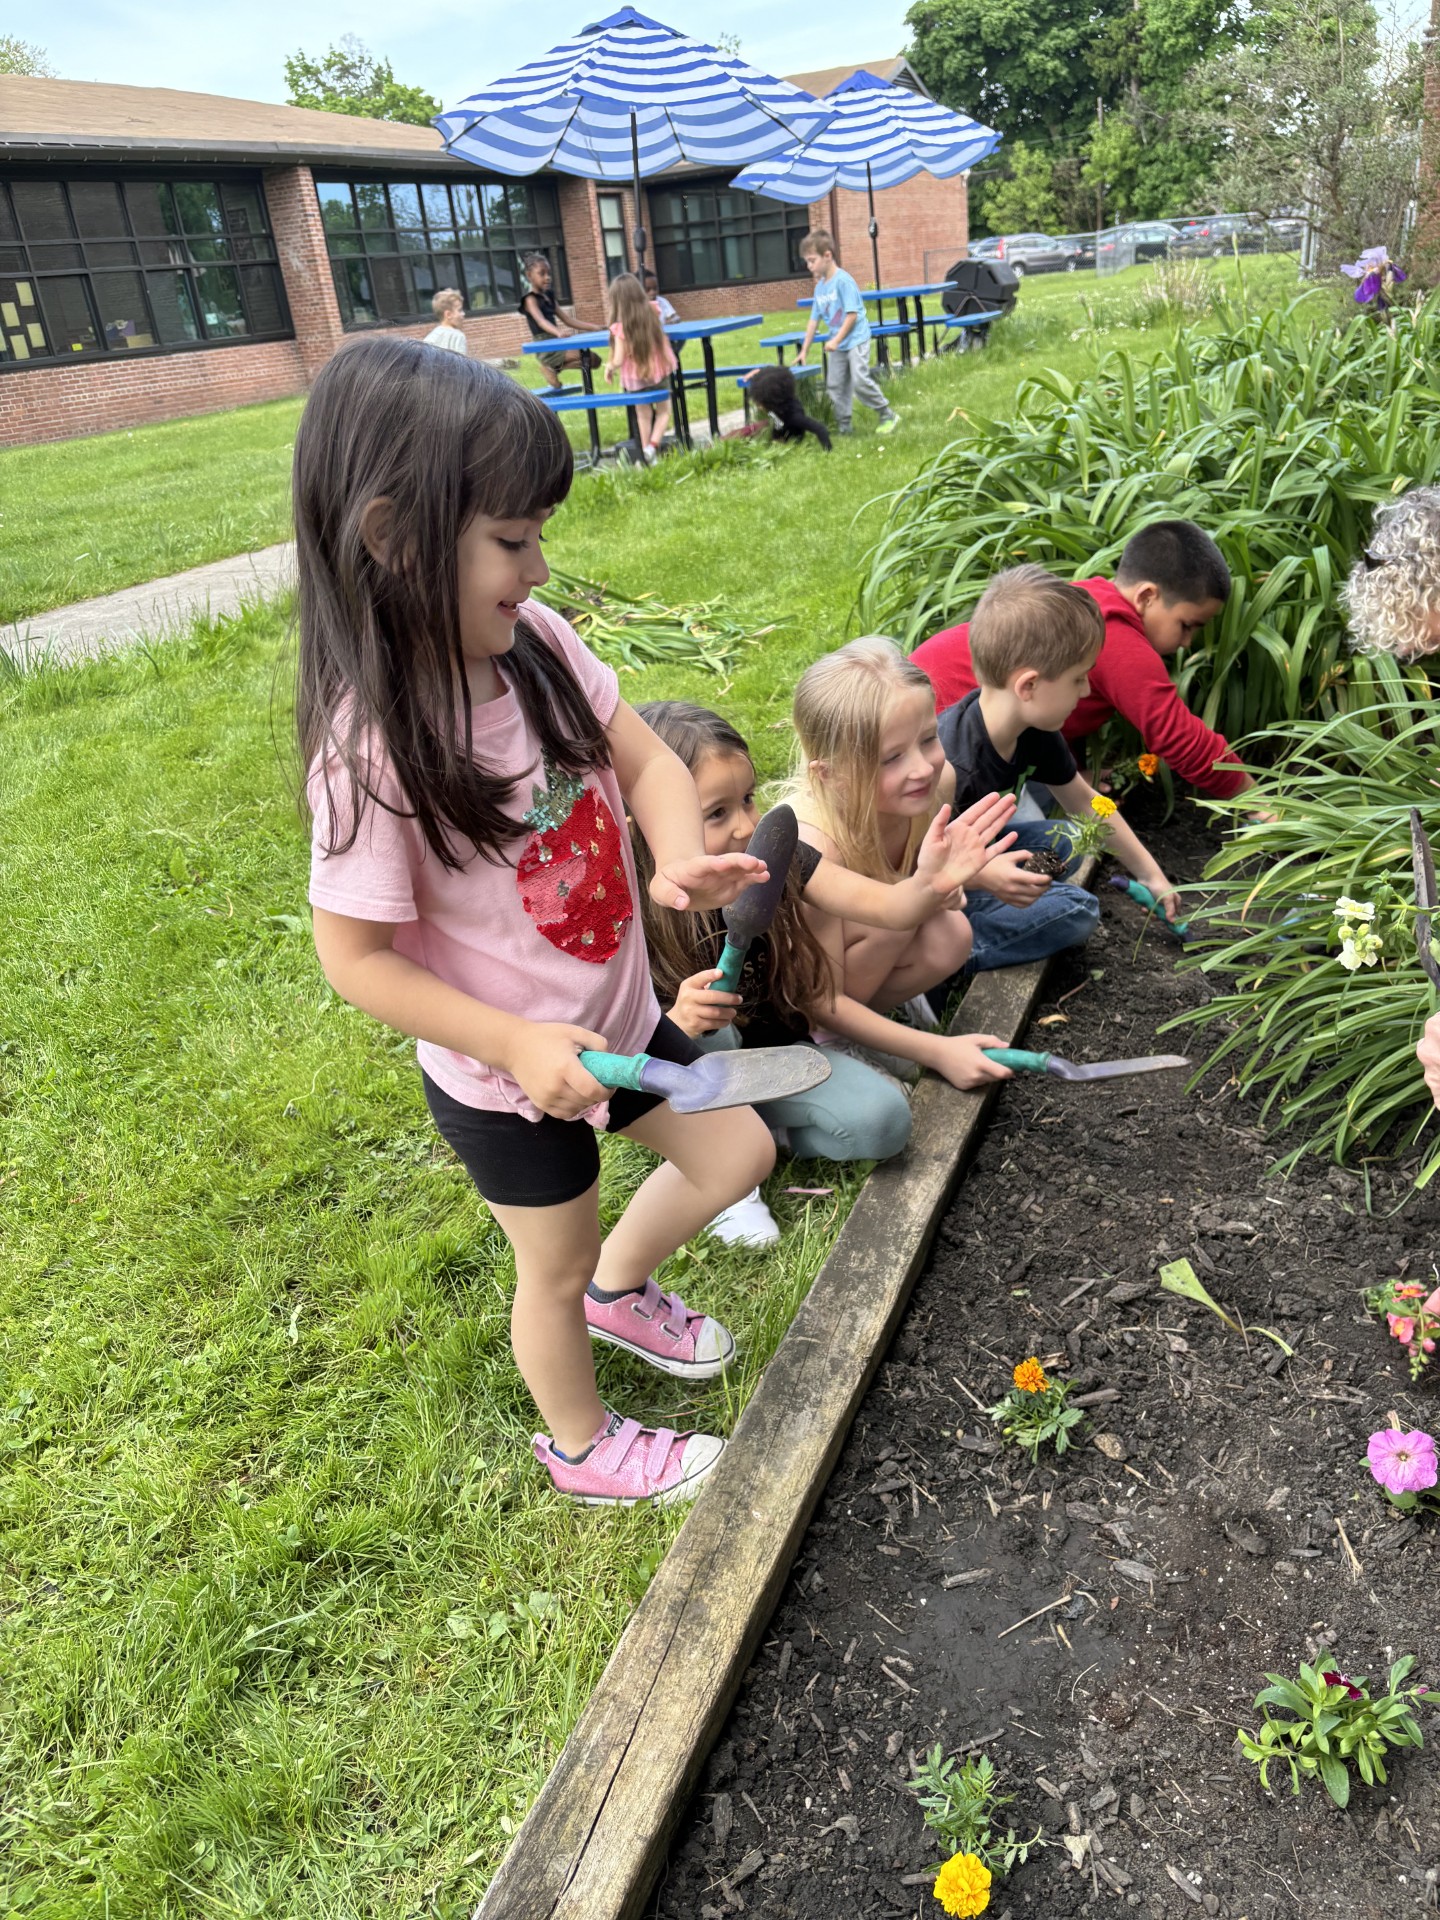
[939,566,1179,970]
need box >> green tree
[907,0,1118,145]
[980,143,1062,232]
[284,34,440,126]
[0,36,55,76]
[1193,0,1421,266]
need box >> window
[315,175,569,327]
[648,176,811,290]
[598,193,628,283]
[0,170,291,369]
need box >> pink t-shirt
[307,600,660,1121]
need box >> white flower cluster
[1334,897,1382,971]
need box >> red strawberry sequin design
[516,765,633,965]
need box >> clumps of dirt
[652,807,1440,1920]
[1022,849,1069,881]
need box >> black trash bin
[939,258,1020,349]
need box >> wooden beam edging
[477,950,1069,1920]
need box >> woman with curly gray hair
[1342,485,1440,660]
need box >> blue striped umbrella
[732,70,1000,289]
[434,6,834,272]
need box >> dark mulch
[652,803,1440,1920]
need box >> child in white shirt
[424,288,468,355]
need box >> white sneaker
[897,993,940,1031]
[707,1186,781,1249]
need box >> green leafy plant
[535,566,777,681]
[1172,704,1440,1179]
[1159,1257,1294,1355]
[858,296,1440,746]
[989,1357,1083,1462]
[1051,792,1118,862]
[907,1746,1043,1873]
[1237,1659,1427,1807]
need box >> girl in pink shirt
[296,337,773,1506]
[604,273,677,463]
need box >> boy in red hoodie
[910,520,1255,802]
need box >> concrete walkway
[1,405,755,670]
[1,543,295,667]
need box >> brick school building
[0,59,972,447]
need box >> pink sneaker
[584,1276,735,1379]
[534,1412,725,1506]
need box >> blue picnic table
[522,312,764,461]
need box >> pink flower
[1367,1428,1439,1495]
[1322,1670,1364,1700]
[1388,1314,1416,1345]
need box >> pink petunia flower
[1388,1314,1416,1345]
[1322,1670,1364,1700]
[1367,1428,1439,1496]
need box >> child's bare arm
[522,291,570,339]
[608,700,766,910]
[805,794,1017,928]
[312,908,607,1117]
[1051,773,1180,919]
[802,888,1011,1089]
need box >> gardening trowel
[710,803,800,993]
[1409,809,1440,988]
[982,1048,1191,1082]
[1110,876,1192,940]
[579,1043,831,1112]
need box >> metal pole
[630,111,648,273]
[866,160,882,290]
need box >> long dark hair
[295,336,606,869]
[631,702,833,1030]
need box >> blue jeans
[696,1026,911,1163]
[966,820,1100,972]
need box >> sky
[32,1,916,107]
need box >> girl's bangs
[465,378,574,523]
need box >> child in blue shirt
[795,229,899,437]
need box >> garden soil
[651,801,1440,1920]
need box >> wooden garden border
[478,948,1069,1920]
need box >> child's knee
[857,1080,913,1161]
[742,1113,779,1187]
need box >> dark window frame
[648,174,812,291]
[314,173,570,330]
[0,167,292,373]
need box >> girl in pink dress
[604,272,678,462]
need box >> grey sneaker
[896,993,940,1031]
[876,412,900,435]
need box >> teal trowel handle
[982,1048,1052,1073]
[1121,879,1190,939]
[710,938,749,994]
[578,1050,652,1092]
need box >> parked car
[967,232,1072,276]
[1055,232,1096,271]
[1095,221,1183,267]
[1169,212,1269,257]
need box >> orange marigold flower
[1013,1357,1049,1394]
[1138,753,1160,778]
[934,1851,992,1917]
[1090,794,1119,820]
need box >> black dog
[743,364,832,451]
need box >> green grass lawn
[0,254,1297,628]
[0,250,1300,1917]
